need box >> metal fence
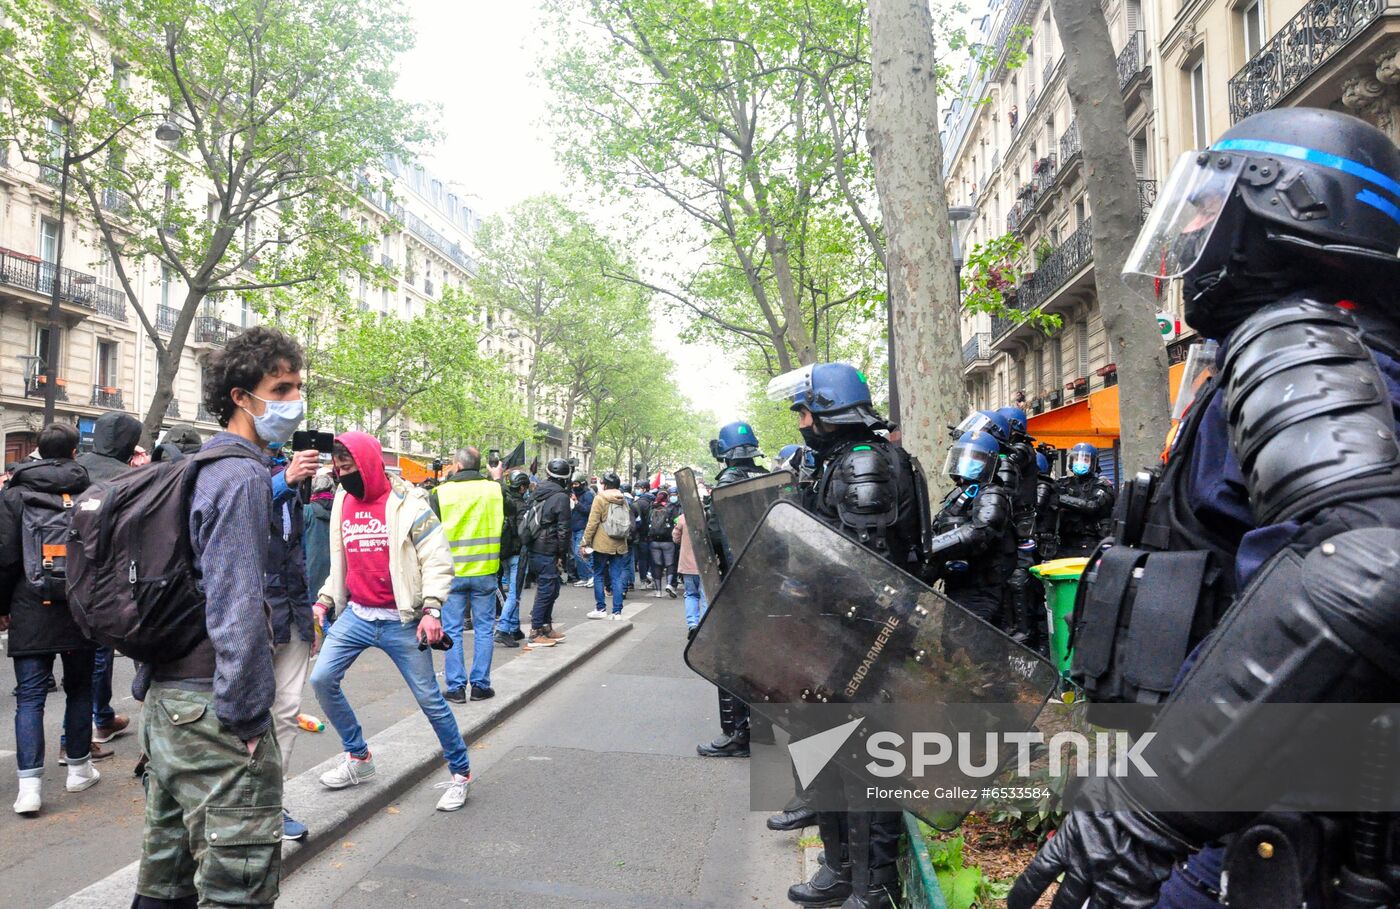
[1117,30,1147,91]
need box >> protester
[303,470,337,608]
[673,511,707,636]
[75,411,141,749]
[646,489,678,598]
[133,325,301,908]
[429,447,506,703]
[151,424,203,463]
[495,469,531,648]
[569,471,594,587]
[310,432,472,812]
[1,423,100,815]
[523,459,574,650]
[633,485,655,585]
[581,471,630,620]
[267,444,320,841]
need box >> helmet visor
[943,444,997,481]
[1068,451,1095,475]
[953,412,1000,438]
[767,365,815,409]
[1124,151,1247,288]
[1170,339,1221,423]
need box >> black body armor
[1055,473,1115,557]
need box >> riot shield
[685,501,1061,825]
[674,468,723,601]
[710,470,800,560]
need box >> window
[1239,0,1264,59]
[240,295,253,328]
[1132,132,1150,177]
[1077,319,1090,376]
[97,340,118,388]
[1189,60,1208,147]
[35,325,59,373]
[40,218,59,263]
[1034,347,1045,393]
[1075,198,1086,228]
[160,266,173,307]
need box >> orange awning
[1027,361,1189,449]
[398,455,434,484]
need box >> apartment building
[942,0,1397,478]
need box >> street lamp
[884,205,981,429]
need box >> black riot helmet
[1125,108,1400,338]
[601,471,621,489]
[507,469,530,490]
[546,458,571,480]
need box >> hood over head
[92,412,143,461]
[336,431,390,502]
[9,458,89,495]
[163,423,204,454]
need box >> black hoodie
[76,412,142,486]
[0,459,95,655]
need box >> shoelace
[432,776,472,791]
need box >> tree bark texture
[1051,0,1171,474]
[867,0,968,466]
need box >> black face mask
[340,471,365,500]
[799,425,823,452]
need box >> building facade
[943,0,1396,477]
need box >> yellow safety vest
[435,479,504,577]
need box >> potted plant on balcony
[1048,389,1062,407]
[1096,362,1118,387]
[1017,181,1034,200]
[1034,237,1054,268]
[1068,376,1089,397]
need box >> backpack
[601,497,631,539]
[18,489,76,605]
[518,499,546,549]
[648,503,672,542]
[66,446,260,663]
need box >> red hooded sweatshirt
[336,432,396,611]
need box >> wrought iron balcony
[156,304,180,334]
[1229,0,1385,122]
[1059,120,1081,165]
[962,332,992,365]
[1117,30,1147,92]
[92,285,127,321]
[1019,217,1095,313]
[39,165,61,188]
[194,315,238,346]
[197,404,218,424]
[0,250,119,313]
[991,297,1027,342]
[1138,179,1158,221]
[166,399,181,418]
[1008,197,1033,235]
[101,188,131,217]
[24,373,68,401]
[91,386,123,409]
[1044,57,1055,86]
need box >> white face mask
[240,391,304,446]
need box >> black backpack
[648,503,672,542]
[18,489,77,605]
[66,446,260,663]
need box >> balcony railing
[0,250,121,313]
[1044,57,1055,87]
[1229,0,1385,122]
[197,404,218,424]
[962,332,992,365]
[91,386,123,409]
[400,209,476,274]
[1059,119,1081,165]
[194,315,239,346]
[1117,30,1147,92]
[101,188,131,217]
[39,165,61,188]
[991,297,1027,342]
[1008,196,1033,235]
[24,373,68,401]
[156,304,180,334]
[1019,217,1095,314]
[1138,178,1158,218]
[165,399,181,418]
[92,285,127,321]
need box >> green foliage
[1034,237,1055,267]
[920,834,1004,909]
[961,233,1062,335]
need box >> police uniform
[1010,107,1400,909]
[1054,470,1115,559]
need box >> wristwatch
[422,606,442,620]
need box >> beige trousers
[271,637,313,774]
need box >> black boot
[768,806,818,831]
[838,864,898,909]
[787,858,852,907]
[696,732,749,757]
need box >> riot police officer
[927,428,1017,626]
[996,406,1044,646]
[1032,447,1059,562]
[1053,442,1115,558]
[1010,108,1400,909]
[695,421,769,760]
[774,362,929,909]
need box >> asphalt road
[275,594,803,909]
[0,584,619,909]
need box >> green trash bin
[1029,557,1089,675]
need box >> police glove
[1007,809,1190,909]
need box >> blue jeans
[591,551,628,614]
[443,573,498,691]
[92,645,115,725]
[571,529,593,581]
[310,610,470,776]
[496,554,522,635]
[683,574,708,629]
[529,552,561,629]
[14,650,95,774]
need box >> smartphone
[291,430,335,453]
[488,448,501,467]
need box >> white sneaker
[13,777,40,815]
[586,610,608,620]
[65,759,101,792]
[320,752,376,790]
[610,613,629,622]
[434,772,472,811]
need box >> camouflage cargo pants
[136,685,283,908]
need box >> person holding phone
[308,432,473,812]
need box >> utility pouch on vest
[1070,543,1223,728]
[1222,813,1339,909]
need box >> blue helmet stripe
[1212,138,1400,203]
[1356,188,1400,227]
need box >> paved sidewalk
[275,593,802,909]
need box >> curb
[48,603,647,909]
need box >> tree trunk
[867,0,967,466]
[140,287,206,446]
[1051,0,1171,474]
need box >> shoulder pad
[1223,299,1400,524]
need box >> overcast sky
[395,0,748,424]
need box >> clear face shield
[943,443,997,483]
[1123,151,1247,301]
[1170,339,1222,423]
[1068,451,1095,476]
[952,412,1001,439]
[766,365,815,408]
